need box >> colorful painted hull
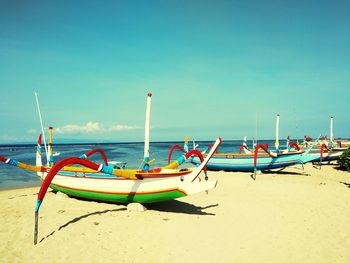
[190,151,319,172]
[1,137,221,204]
[307,148,346,162]
[31,138,222,203]
[38,168,216,203]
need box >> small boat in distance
[300,117,348,163]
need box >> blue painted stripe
[9,159,19,166]
[143,157,150,171]
[35,200,42,212]
[100,165,114,174]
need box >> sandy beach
[1,163,349,263]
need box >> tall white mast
[143,92,152,170]
[330,116,334,147]
[275,114,280,152]
[34,92,49,165]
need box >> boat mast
[184,135,189,153]
[275,114,280,152]
[34,92,49,165]
[48,127,54,166]
[143,92,152,170]
[253,113,258,149]
[330,116,334,148]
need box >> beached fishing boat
[301,117,348,163]
[189,148,317,173]
[171,114,319,177]
[1,93,221,204]
[0,93,221,244]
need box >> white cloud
[55,122,140,134]
[27,129,37,134]
[55,122,104,134]
[109,124,141,131]
[0,134,18,141]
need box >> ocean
[0,139,280,190]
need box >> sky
[0,0,349,144]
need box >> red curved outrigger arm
[33,149,208,244]
[251,144,277,179]
[336,140,342,147]
[83,148,109,165]
[320,143,329,159]
[34,157,104,244]
[207,143,219,154]
[38,158,101,203]
[288,142,300,151]
[184,149,207,173]
[253,144,273,168]
[238,144,249,154]
[167,144,185,164]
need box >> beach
[1,163,349,263]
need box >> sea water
[0,139,279,190]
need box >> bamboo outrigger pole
[34,92,49,165]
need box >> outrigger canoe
[300,117,348,163]
[172,114,320,177]
[189,148,317,174]
[0,93,221,244]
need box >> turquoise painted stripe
[57,171,116,178]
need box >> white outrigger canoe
[0,93,221,244]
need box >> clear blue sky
[0,0,349,143]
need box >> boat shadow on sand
[340,181,350,188]
[39,200,217,243]
[259,168,311,176]
[39,207,127,243]
[147,200,218,216]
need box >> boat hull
[49,183,187,203]
[39,170,216,203]
[308,148,345,162]
[191,152,318,172]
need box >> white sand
[1,163,349,262]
